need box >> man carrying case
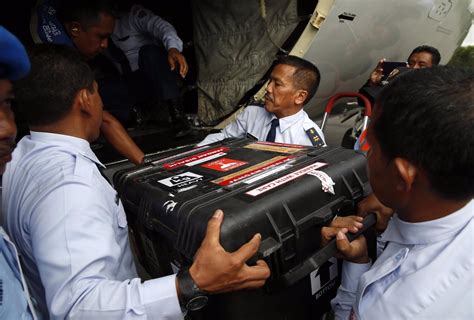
[114,138,370,319]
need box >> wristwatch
[177,267,209,311]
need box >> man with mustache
[197,55,325,147]
[0,26,38,319]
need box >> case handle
[278,213,376,287]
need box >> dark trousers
[137,44,181,101]
[97,45,181,124]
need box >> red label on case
[202,158,248,172]
[163,147,230,169]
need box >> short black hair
[275,55,321,105]
[58,0,117,28]
[409,45,441,65]
[374,66,474,200]
[15,44,95,126]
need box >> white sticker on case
[307,170,336,195]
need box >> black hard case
[114,138,370,319]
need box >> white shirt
[112,4,184,72]
[332,200,474,320]
[3,132,182,319]
[197,105,325,147]
[0,227,37,320]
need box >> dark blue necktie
[266,118,280,142]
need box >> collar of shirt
[266,109,305,133]
[381,200,473,245]
[29,131,105,168]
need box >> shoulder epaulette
[305,128,325,148]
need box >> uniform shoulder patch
[306,128,325,148]
[73,155,95,181]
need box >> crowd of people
[0,1,473,319]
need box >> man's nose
[100,38,108,49]
[266,83,273,93]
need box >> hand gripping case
[114,138,370,319]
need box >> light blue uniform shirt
[3,132,182,319]
[112,4,184,72]
[0,227,37,320]
[332,200,474,319]
[197,105,325,147]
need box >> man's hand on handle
[320,193,395,263]
[188,209,270,293]
[320,215,363,247]
[357,193,393,234]
[321,215,369,263]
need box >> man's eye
[1,99,13,108]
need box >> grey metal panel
[301,0,472,118]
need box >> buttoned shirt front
[112,4,184,72]
[197,105,325,147]
[331,200,474,320]
[3,132,182,319]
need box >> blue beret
[0,26,31,80]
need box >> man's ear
[393,157,418,192]
[75,88,94,116]
[66,22,82,38]
[294,89,308,106]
